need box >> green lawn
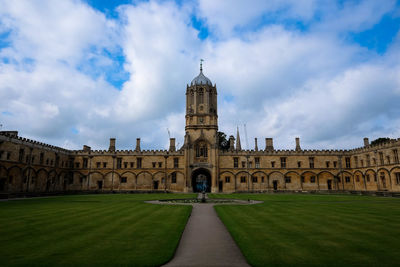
[211,193,400,267]
[0,193,195,267]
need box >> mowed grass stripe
[0,194,194,266]
[213,194,400,267]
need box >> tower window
[195,142,208,157]
[198,88,204,104]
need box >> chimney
[135,138,141,151]
[83,145,91,152]
[295,137,301,151]
[109,138,116,152]
[364,137,369,147]
[254,138,258,151]
[229,135,235,151]
[265,138,274,151]
[169,138,176,152]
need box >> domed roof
[191,60,212,86]
[191,71,212,86]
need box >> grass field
[0,193,195,266]
[211,193,400,267]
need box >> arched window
[198,88,204,104]
[195,142,208,157]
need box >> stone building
[1,64,400,195]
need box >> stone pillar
[169,138,176,152]
[265,138,274,151]
[254,138,258,151]
[109,138,115,152]
[135,138,141,151]
[295,137,301,151]
[83,145,91,152]
[229,135,235,151]
[364,137,369,147]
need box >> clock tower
[184,61,219,192]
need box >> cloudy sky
[1,0,400,151]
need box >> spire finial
[200,59,204,72]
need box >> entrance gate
[192,168,211,192]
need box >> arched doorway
[192,168,211,192]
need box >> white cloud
[0,0,399,151]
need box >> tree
[370,137,393,146]
[218,131,230,151]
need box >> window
[326,161,330,168]
[233,158,238,168]
[356,175,360,182]
[174,158,179,168]
[130,162,134,168]
[198,88,204,104]
[242,161,246,168]
[83,158,88,168]
[336,176,341,183]
[395,173,400,184]
[240,176,246,183]
[345,157,351,168]
[310,176,316,183]
[158,162,162,168]
[393,149,399,164]
[121,177,127,183]
[18,149,24,162]
[366,154,371,167]
[40,153,44,164]
[225,176,230,183]
[255,157,260,168]
[271,161,275,168]
[360,159,364,167]
[285,177,291,183]
[46,159,49,165]
[124,162,128,168]
[152,162,156,168]
[117,158,122,169]
[248,161,252,168]
[75,162,80,168]
[345,176,350,183]
[301,176,305,183]
[261,177,265,183]
[374,174,377,182]
[373,158,376,165]
[26,155,29,163]
[50,160,53,166]
[103,162,107,168]
[252,176,257,183]
[366,174,370,182]
[333,161,337,168]
[379,152,384,165]
[354,156,358,168]
[386,156,390,164]
[137,158,142,168]
[380,172,385,180]
[280,157,286,168]
[309,157,314,168]
[7,152,11,160]
[171,173,177,183]
[96,162,101,168]
[297,161,301,168]
[0,150,3,159]
[195,142,208,157]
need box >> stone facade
[1,66,400,194]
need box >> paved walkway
[163,194,250,267]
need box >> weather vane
[200,59,204,72]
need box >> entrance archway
[192,168,211,192]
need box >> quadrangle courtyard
[1,193,400,266]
